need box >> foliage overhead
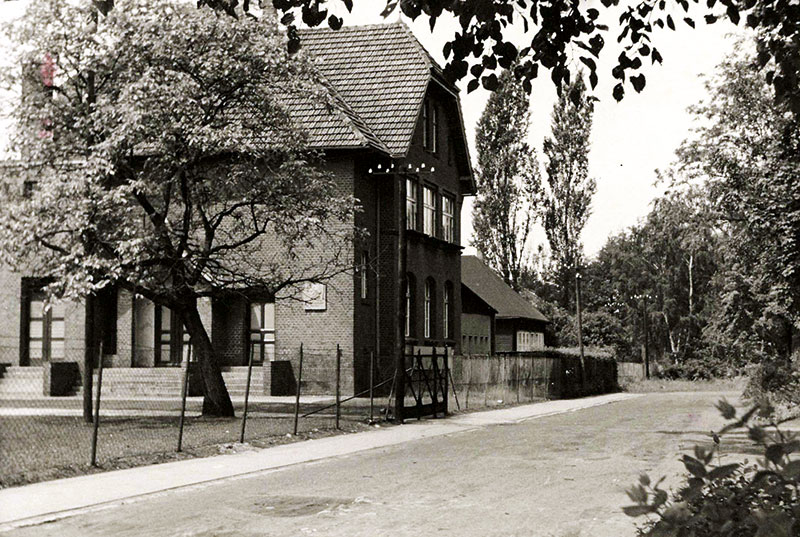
[0,0,357,415]
[198,0,800,110]
[471,68,543,291]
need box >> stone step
[2,368,45,378]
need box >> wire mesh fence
[0,343,383,488]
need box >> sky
[0,0,743,258]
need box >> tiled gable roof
[461,255,549,322]
[282,79,389,153]
[298,23,443,158]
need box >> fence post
[335,344,341,430]
[516,355,521,404]
[483,358,489,407]
[90,341,104,466]
[465,357,470,409]
[431,347,438,418]
[369,350,375,424]
[177,345,192,452]
[293,343,304,435]
[239,343,255,443]
[384,369,397,421]
[416,349,422,420]
[445,347,453,414]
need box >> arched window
[424,278,435,339]
[443,281,453,339]
[405,273,415,338]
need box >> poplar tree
[543,78,597,310]
[471,69,542,290]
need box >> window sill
[406,229,462,251]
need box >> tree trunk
[180,301,234,417]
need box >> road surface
[3,391,741,537]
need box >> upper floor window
[442,195,455,242]
[423,186,435,236]
[422,99,437,153]
[406,178,418,231]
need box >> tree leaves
[681,454,708,478]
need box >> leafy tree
[198,0,800,113]
[471,69,543,290]
[0,0,356,416]
[542,77,596,310]
[678,46,800,360]
[577,184,720,366]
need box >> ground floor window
[155,306,191,366]
[25,290,65,365]
[249,302,275,362]
[516,331,544,351]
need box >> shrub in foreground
[624,401,800,536]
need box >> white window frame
[423,186,435,236]
[442,195,454,242]
[406,178,418,231]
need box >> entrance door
[248,302,275,363]
[155,305,191,366]
[26,292,65,366]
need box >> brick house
[461,255,548,354]
[0,22,475,396]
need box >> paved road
[3,391,741,537]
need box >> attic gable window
[422,99,437,153]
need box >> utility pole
[575,270,585,389]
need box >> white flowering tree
[0,0,357,416]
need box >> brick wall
[0,269,22,364]
[270,156,356,395]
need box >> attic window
[422,99,437,153]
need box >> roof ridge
[299,21,408,32]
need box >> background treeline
[474,40,799,382]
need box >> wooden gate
[395,346,448,421]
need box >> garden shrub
[743,358,800,422]
[654,357,732,381]
[624,400,800,536]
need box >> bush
[624,401,800,536]
[655,357,734,381]
[743,359,800,422]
